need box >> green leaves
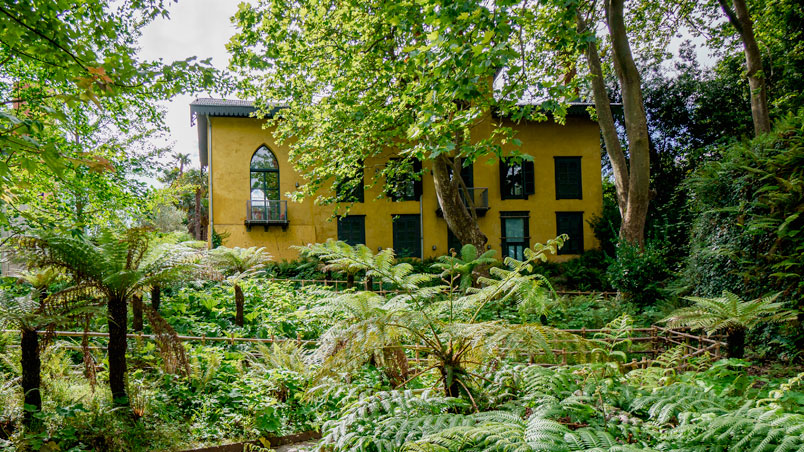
[229,0,581,204]
[664,291,797,336]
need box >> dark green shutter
[556,212,584,255]
[338,215,366,245]
[413,160,423,199]
[393,214,422,258]
[499,158,509,200]
[555,157,582,199]
[460,163,474,188]
[523,160,535,195]
[354,171,365,202]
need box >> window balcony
[245,200,289,231]
[436,187,490,217]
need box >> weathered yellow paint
[207,115,602,262]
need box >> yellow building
[190,98,603,261]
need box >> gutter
[206,116,213,248]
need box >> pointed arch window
[248,145,285,223]
[250,145,279,202]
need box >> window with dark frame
[392,214,421,258]
[556,212,584,255]
[337,215,366,246]
[448,162,474,188]
[387,159,423,202]
[500,211,529,261]
[335,168,364,203]
[249,145,282,220]
[499,157,535,200]
[554,157,582,199]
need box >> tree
[0,267,98,428]
[229,0,581,251]
[0,1,218,229]
[300,240,376,289]
[575,1,651,246]
[207,246,271,327]
[174,153,191,177]
[716,0,770,135]
[0,293,46,429]
[157,167,209,241]
[664,291,797,358]
[12,229,197,405]
[302,238,591,400]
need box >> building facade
[191,98,603,261]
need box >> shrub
[606,240,670,306]
[683,111,804,344]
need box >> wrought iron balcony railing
[245,200,289,230]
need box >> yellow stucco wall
[207,115,602,262]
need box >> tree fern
[630,384,729,424]
[663,291,797,358]
[9,229,198,405]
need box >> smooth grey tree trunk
[717,0,771,136]
[604,0,651,246]
[432,155,488,251]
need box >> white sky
[138,0,246,171]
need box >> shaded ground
[275,442,317,452]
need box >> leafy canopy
[229,0,582,203]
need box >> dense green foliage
[683,113,804,326]
[1,239,801,451]
[319,359,804,452]
[2,0,804,450]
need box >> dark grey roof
[191,98,255,107]
[191,98,620,166]
[191,98,283,166]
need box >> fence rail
[2,325,725,370]
[260,277,617,297]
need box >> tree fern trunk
[382,346,409,387]
[440,365,463,398]
[132,294,143,332]
[150,285,161,312]
[235,284,244,327]
[108,295,129,405]
[726,329,746,359]
[20,326,41,428]
[347,273,355,289]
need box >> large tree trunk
[20,327,41,428]
[726,328,746,359]
[132,294,143,332]
[604,0,651,246]
[576,12,630,221]
[432,154,487,251]
[107,295,129,405]
[717,0,771,136]
[150,285,161,312]
[234,284,244,327]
